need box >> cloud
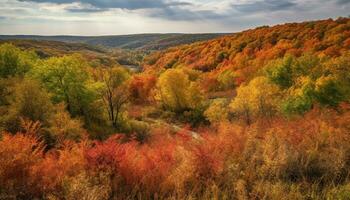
[18,0,226,21]
[64,2,109,13]
[1,0,350,35]
[148,7,228,21]
[233,0,297,13]
[336,0,350,4]
[18,0,192,10]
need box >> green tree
[265,55,294,89]
[0,43,37,78]
[31,54,97,116]
[95,66,130,129]
[4,78,54,132]
[322,54,350,103]
[315,75,345,107]
[281,76,315,115]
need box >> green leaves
[315,75,345,107]
[265,55,294,89]
[217,69,236,90]
[0,43,37,78]
[264,54,349,116]
[31,54,96,116]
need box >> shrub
[5,78,54,133]
[0,133,43,198]
[204,99,229,124]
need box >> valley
[0,17,350,199]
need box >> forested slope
[0,33,225,50]
[0,18,350,199]
[144,18,350,91]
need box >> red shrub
[30,141,88,195]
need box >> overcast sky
[0,0,349,35]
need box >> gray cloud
[9,0,350,24]
[336,0,350,4]
[233,0,297,13]
[18,0,224,20]
[66,7,108,13]
[18,0,191,10]
[149,7,227,21]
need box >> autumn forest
[1,17,350,199]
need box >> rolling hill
[0,39,118,66]
[143,18,350,90]
[0,33,225,50]
[0,39,107,56]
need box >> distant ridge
[0,33,226,50]
[143,18,350,74]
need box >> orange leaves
[0,133,44,197]
[30,141,88,194]
[143,18,350,93]
[128,73,157,104]
[192,139,225,180]
[1,106,350,198]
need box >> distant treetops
[144,18,350,91]
[141,17,350,122]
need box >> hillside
[144,18,350,91]
[0,39,107,56]
[0,33,225,50]
[0,39,149,68]
[1,17,350,199]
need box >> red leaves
[86,136,127,171]
[84,134,177,194]
[128,74,157,104]
[2,107,350,198]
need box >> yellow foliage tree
[204,99,229,124]
[157,68,202,113]
[230,76,281,125]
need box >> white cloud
[0,0,349,35]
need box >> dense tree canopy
[0,44,37,78]
[0,18,350,200]
[31,54,98,116]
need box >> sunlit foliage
[230,76,281,124]
[0,18,350,199]
[0,43,37,78]
[156,68,203,113]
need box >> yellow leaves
[230,84,250,111]
[217,69,236,90]
[230,77,281,123]
[204,99,229,124]
[157,68,203,112]
[315,76,333,92]
[47,104,85,145]
[291,76,314,97]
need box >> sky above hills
[0,0,349,35]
